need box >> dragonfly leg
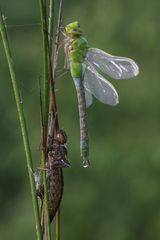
[64,53,70,69]
[55,40,64,50]
[57,69,69,80]
[64,39,70,69]
[37,167,47,171]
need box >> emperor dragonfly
[64,21,139,167]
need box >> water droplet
[82,158,90,168]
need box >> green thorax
[69,36,88,63]
[65,21,89,78]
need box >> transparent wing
[86,48,139,79]
[84,86,93,108]
[83,61,119,106]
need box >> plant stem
[55,208,61,240]
[49,0,63,131]
[52,0,63,82]
[41,149,51,239]
[48,0,55,56]
[0,9,42,240]
[39,0,50,141]
[40,1,64,239]
[39,0,51,239]
[51,1,63,239]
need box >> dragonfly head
[65,21,82,37]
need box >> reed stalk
[51,0,64,238]
[39,0,51,239]
[0,8,42,240]
[48,0,55,56]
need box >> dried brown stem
[48,0,63,135]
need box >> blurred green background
[0,0,160,239]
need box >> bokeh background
[0,0,160,239]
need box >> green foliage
[0,0,159,239]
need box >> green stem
[39,0,51,239]
[48,0,55,56]
[50,1,64,239]
[39,0,50,141]
[0,9,42,240]
[41,148,51,239]
[56,208,61,240]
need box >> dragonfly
[64,21,139,168]
[35,128,70,236]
